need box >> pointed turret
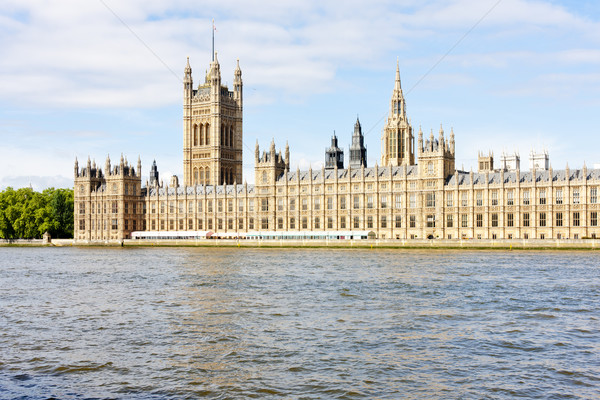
[325,131,344,170]
[149,159,159,187]
[285,141,290,171]
[74,157,79,178]
[349,117,367,169]
[105,154,111,176]
[255,140,260,163]
[137,155,142,178]
[234,58,242,103]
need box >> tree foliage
[0,187,74,239]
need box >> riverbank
[6,238,599,250]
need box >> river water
[0,247,598,399]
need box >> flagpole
[212,19,215,62]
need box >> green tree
[0,186,74,239]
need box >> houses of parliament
[73,52,600,242]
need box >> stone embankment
[3,238,600,249]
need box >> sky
[1,0,600,190]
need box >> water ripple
[0,247,599,399]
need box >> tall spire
[395,57,402,92]
[212,19,215,62]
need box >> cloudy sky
[1,0,599,189]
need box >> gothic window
[461,214,468,228]
[381,195,387,209]
[539,189,546,205]
[446,214,453,228]
[205,124,210,145]
[428,162,434,175]
[573,212,580,227]
[395,195,402,209]
[194,168,198,185]
[446,193,453,207]
[507,190,514,206]
[193,125,198,146]
[409,194,416,208]
[573,189,580,204]
[395,215,401,228]
[426,215,435,228]
[523,191,530,205]
[491,213,498,227]
[262,171,267,184]
[523,213,530,227]
[381,216,387,228]
[539,212,546,227]
[426,192,435,208]
[556,212,563,227]
[461,192,468,207]
[591,212,597,226]
[556,189,563,204]
[591,188,598,204]
[199,124,205,145]
[476,214,483,227]
[491,190,498,206]
[507,213,514,227]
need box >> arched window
[193,168,198,185]
[193,125,198,146]
[199,124,204,146]
[229,126,234,147]
[205,124,210,145]
[199,169,204,184]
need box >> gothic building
[73,54,600,242]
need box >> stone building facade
[73,55,600,242]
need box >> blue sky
[1,0,600,189]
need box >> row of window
[78,218,146,231]
[80,201,146,215]
[142,211,600,231]
[81,186,599,217]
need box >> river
[0,247,598,399]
